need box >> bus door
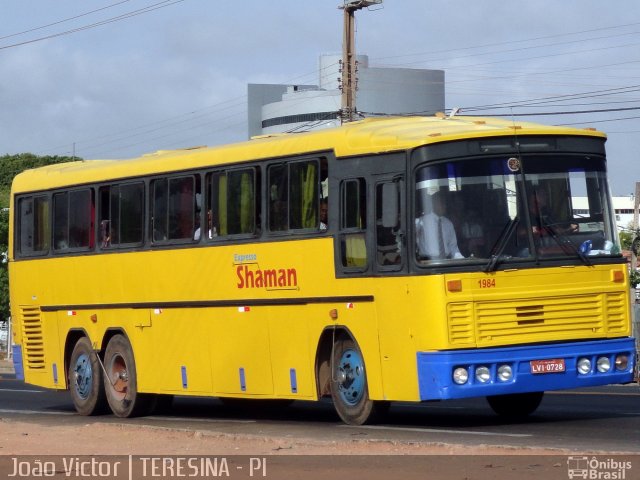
[369,158,413,401]
[332,153,406,276]
[373,175,405,272]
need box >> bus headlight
[596,356,611,373]
[497,364,513,382]
[577,357,592,375]
[475,366,491,383]
[453,367,469,385]
[615,354,629,371]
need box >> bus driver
[415,190,463,260]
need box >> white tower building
[248,54,445,138]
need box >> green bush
[0,154,78,321]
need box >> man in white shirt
[415,190,463,260]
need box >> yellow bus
[10,115,636,425]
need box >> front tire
[68,337,107,415]
[103,334,151,417]
[329,336,387,425]
[486,391,544,418]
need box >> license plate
[530,358,565,374]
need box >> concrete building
[248,54,445,138]
[573,196,635,231]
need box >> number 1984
[478,278,496,288]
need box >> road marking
[145,416,257,424]
[548,390,640,397]
[340,424,532,437]
[0,408,75,415]
[0,388,45,393]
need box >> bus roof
[12,115,606,194]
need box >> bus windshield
[414,153,619,267]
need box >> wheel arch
[64,327,129,388]
[64,329,90,387]
[100,327,128,354]
[314,325,356,398]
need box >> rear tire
[329,336,388,425]
[103,334,151,417]
[68,337,107,415]
[487,392,544,418]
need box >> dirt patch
[0,418,572,456]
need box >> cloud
[1,0,639,192]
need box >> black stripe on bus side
[40,295,375,312]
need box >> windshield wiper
[541,222,592,266]
[484,217,519,273]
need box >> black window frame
[267,157,324,235]
[98,181,145,250]
[52,187,94,253]
[338,177,369,272]
[16,194,51,258]
[204,165,260,240]
[150,174,199,245]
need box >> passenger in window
[319,198,328,230]
[415,190,463,260]
[270,200,287,231]
[460,208,485,257]
[100,220,111,248]
[194,210,217,240]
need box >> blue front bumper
[417,338,636,400]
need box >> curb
[0,360,15,375]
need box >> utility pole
[633,182,640,270]
[339,0,382,124]
[633,182,640,365]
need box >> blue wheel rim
[73,353,93,400]
[337,348,365,405]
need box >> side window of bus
[98,182,144,248]
[268,159,322,232]
[17,195,50,256]
[53,189,94,252]
[376,180,403,267]
[151,175,198,242]
[206,167,258,238]
[339,178,367,269]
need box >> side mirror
[382,183,399,228]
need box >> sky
[1,0,640,194]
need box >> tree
[0,154,79,321]
[619,225,633,251]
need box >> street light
[341,0,383,10]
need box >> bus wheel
[68,337,107,415]
[103,334,149,417]
[330,337,385,425]
[486,392,544,418]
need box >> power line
[25,9,640,158]
[372,21,640,64]
[0,0,132,41]
[0,0,185,51]
[461,85,640,111]
[558,114,640,126]
[474,106,640,117]
[375,33,640,72]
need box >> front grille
[447,303,475,345]
[447,292,627,347]
[604,293,627,333]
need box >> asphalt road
[1,373,639,455]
